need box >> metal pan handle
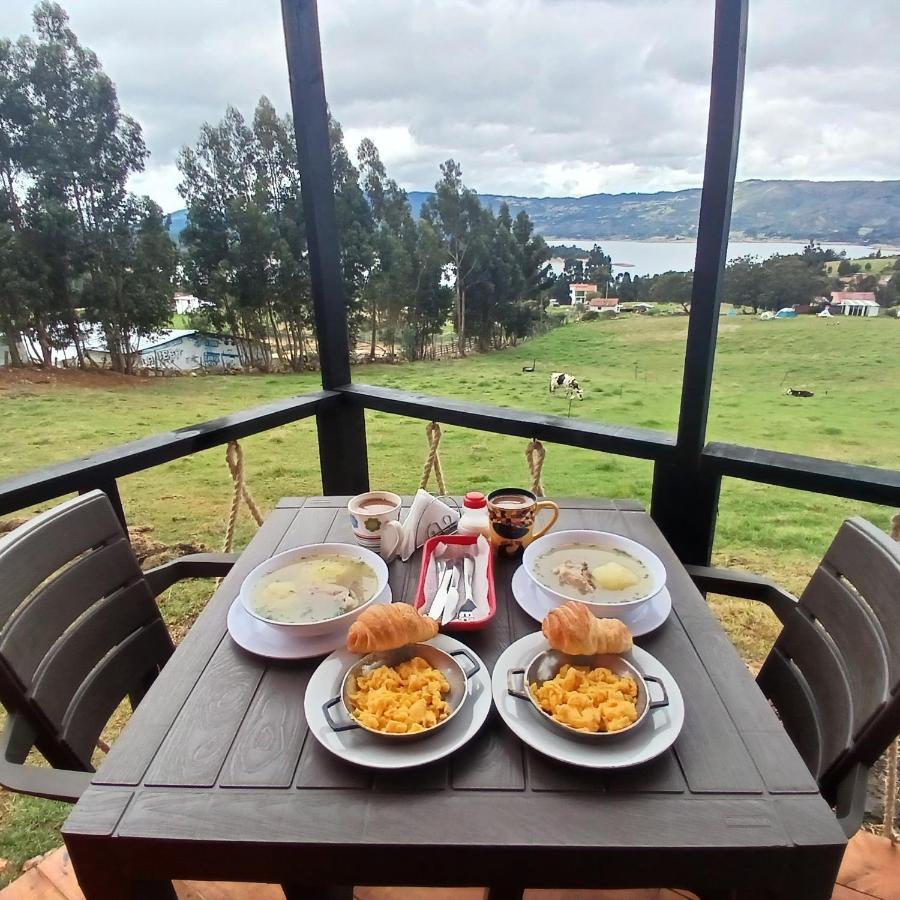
[506,668,531,701]
[450,647,481,679]
[322,696,360,732]
[644,675,670,711]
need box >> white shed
[830,291,880,317]
[73,328,269,371]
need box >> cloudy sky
[1,0,897,213]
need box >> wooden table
[62,497,847,899]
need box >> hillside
[167,179,900,244]
[408,180,900,243]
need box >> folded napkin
[422,535,491,622]
[380,489,460,563]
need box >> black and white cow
[549,372,584,400]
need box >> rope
[885,513,900,841]
[223,440,264,553]
[419,422,447,495]
[525,438,546,497]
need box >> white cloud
[1,0,898,212]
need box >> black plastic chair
[0,489,236,802]
[687,516,900,836]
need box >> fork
[457,556,478,622]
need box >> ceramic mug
[348,491,401,551]
[486,488,560,557]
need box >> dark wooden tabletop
[62,497,847,900]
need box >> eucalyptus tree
[25,2,148,364]
[422,159,486,355]
[81,197,177,373]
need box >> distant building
[829,291,880,317]
[569,283,597,305]
[588,296,620,312]
[66,328,270,371]
[174,293,201,316]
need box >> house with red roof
[569,283,597,305]
[829,291,880,317]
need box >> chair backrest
[757,517,900,803]
[0,491,174,771]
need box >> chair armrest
[0,714,91,804]
[684,564,799,622]
[143,552,238,596]
[833,761,869,837]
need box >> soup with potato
[251,554,378,624]
[532,543,650,603]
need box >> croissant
[346,603,439,653]
[542,601,633,656]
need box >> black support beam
[340,384,677,461]
[281,0,369,495]
[703,443,900,508]
[652,0,749,564]
[0,392,334,515]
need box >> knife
[427,561,453,621]
[441,563,461,625]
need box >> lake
[546,239,889,277]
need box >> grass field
[824,253,900,276]
[0,312,897,884]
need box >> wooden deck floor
[3,831,899,900]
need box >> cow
[786,388,814,398]
[549,372,584,400]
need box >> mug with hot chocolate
[486,487,559,557]
[347,491,402,551]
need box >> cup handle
[531,500,560,540]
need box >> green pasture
[0,311,897,884]
[824,253,900,276]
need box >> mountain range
[167,179,900,245]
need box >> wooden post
[280,0,369,494]
[651,0,748,564]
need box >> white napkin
[380,490,460,563]
[421,536,491,623]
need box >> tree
[81,197,176,372]
[179,98,324,369]
[802,241,840,266]
[422,160,486,355]
[563,257,584,279]
[357,137,413,359]
[584,244,612,292]
[616,271,637,302]
[512,209,553,299]
[0,35,37,363]
[876,272,900,308]
[328,116,373,346]
[404,218,453,359]
[550,272,575,305]
[755,255,829,311]
[25,2,148,365]
[649,271,693,311]
[723,255,764,312]
[837,259,853,276]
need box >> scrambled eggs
[531,663,638,733]
[349,656,450,734]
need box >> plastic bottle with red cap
[457,491,490,538]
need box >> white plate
[492,631,685,770]
[511,566,671,637]
[305,633,492,770]
[227,587,392,660]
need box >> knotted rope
[885,513,900,841]
[525,438,546,497]
[223,440,264,553]
[419,422,447,495]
